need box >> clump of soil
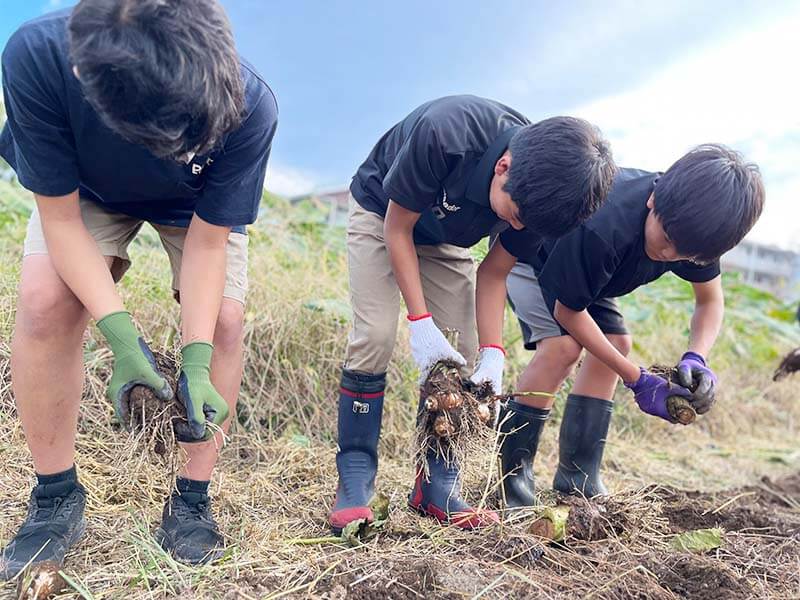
[123,350,186,458]
[649,554,752,600]
[648,364,697,425]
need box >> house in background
[289,188,350,227]
[722,240,800,300]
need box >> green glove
[175,342,229,442]
[97,311,173,428]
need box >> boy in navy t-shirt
[497,145,764,508]
[329,95,617,533]
[0,1,277,576]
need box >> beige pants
[344,199,477,374]
[23,199,249,303]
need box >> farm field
[1,182,799,599]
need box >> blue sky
[2,0,798,247]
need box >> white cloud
[265,164,316,197]
[570,11,800,249]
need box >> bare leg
[571,334,633,400]
[179,298,244,480]
[515,336,583,409]
[11,255,114,475]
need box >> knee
[609,334,633,357]
[538,337,583,375]
[213,301,245,353]
[16,281,83,340]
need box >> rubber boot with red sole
[408,448,499,529]
[328,370,385,534]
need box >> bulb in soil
[667,395,697,425]
[441,391,463,410]
[424,395,440,411]
[16,561,66,600]
[433,415,455,438]
[476,402,492,424]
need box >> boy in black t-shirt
[497,145,765,507]
[330,95,617,533]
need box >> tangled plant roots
[123,350,187,463]
[415,358,497,475]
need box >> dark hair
[654,144,765,263]
[68,0,245,159]
[504,116,616,237]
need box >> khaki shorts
[23,199,249,304]
[344,198,477,375]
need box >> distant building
[290,187,350,227]
[721,240,800,299]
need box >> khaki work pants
[343,198,477,375]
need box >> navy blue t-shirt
[0,10,278,231]
[350,95,544,263]
[534,168,721,311]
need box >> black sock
[35,465,78,498]
[175,477,210,505]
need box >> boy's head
[489,116,616,236]
[68,0,244,160]
[645,144,765,263]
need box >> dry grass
[0,219,799,599]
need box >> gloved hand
[97,311,173,428]
[174,342,230,442]
[676,351,717,414]
[469,345,505,394]
[624,367,692,423]
[407,313,466,382]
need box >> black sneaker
[154,493,224,565]
[0,484,86,580]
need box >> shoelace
[30,496,65,523]
[172,498,214,525]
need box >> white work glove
[407,314,466,382]
[469,345,505,394]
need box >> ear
[494,151,511,176]
[646,192,655,210]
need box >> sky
[2,0,798,248]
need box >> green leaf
[671,528,725,553]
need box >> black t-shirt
[350,95,543,263]
[0,9,278,231]
[534,168,721,311]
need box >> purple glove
[676,352,717,414]
[624,368,692,423]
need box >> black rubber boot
[329,370,385,534]
[498,399,550,509]
[1,469,86,580]
[155,483,223,565]
[553,394,613,497]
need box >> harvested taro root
[648,364,697,425]
[16,561,67,600]
[415,330,498,472]
[122,350,187,458]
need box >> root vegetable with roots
[119,350,190,459]
[415,330,498,472]
[648,364,698,425]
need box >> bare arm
[35,191,124,319]
[179,214,230,344]
[554,300,641,383]
[384,200,426,315]
[687,276,724,357]
[475,241,517,346]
